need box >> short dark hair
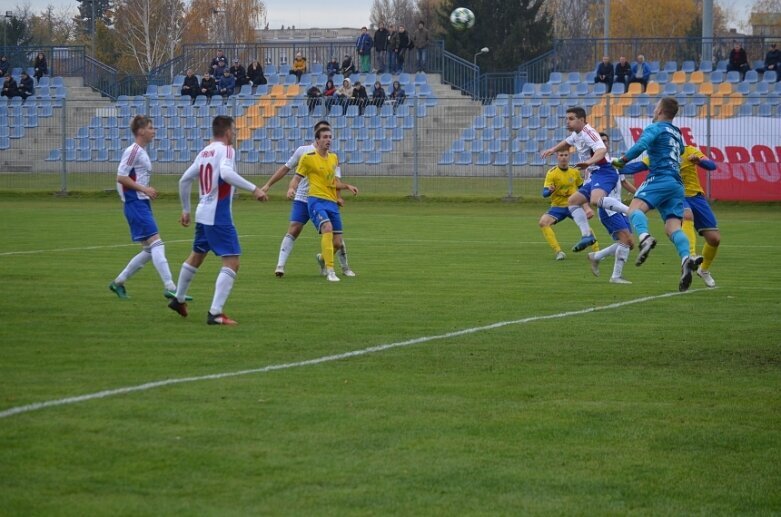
[130,115,152,135]
[212,115,234,137]
[599,132,609,140]
[658,97,679,119]
[566,107,587,120]
[315,126,332,140]
[314,120,331,131]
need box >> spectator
[218,69,236,98]
[374,23,390,73]
[727,41,749,80]
[614,56,631,91]
[356,27,373,73]
[290,52,307,82]
[0,55,9,78]
[180,68,200,101]
[371,80,386,108]
[306,85,322,113]
[341,54,356,78]
[247,59,267,91]
[18,71,34,100]
[628,54,651,92]
[210,50,227,77]
[393,25,411,74]
[336,77,354,114]
[323,79,337,111]
[594,55,614,91]
[199,71,216,102]
[756,43,781,81]
[389,80,405,113]
[1,75,18,98]
[33,52,48,84]
[387,25,398,75]
[326,56,340,79]
[412,20,430,73]
[352,80,369,114]
[230,59,248,89]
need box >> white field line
[0,289,710,420]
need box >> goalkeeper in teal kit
[612,97,702,292]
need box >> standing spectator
[371,80,386,108]
[628,54,651,92]
[374,23,390,73]
[33,52,48,83]
[340,54,355,78]
[326,56,340,79]
[0,55,9,78]
[394,25,411,74]
[356,27,374,73]
[323,79,337,111]
[199,71,216,102]
[756,43,781,81]
[336,78,354,114]
[389,80,405,113]
[727,41,749,80]
[306,84,322,113]
[387,25,398,75]
[614,56,631,91]
[210,50,227,77]
[412,21,430,73]
[230,59,248,89]
[594,56,614,92]
[290,52,307,82]
[2,75,18,98]
[351,80,369,114]
[180,68,200,101]
[247,59,266,92]
[218,69,236,98]
[18,71,34,100]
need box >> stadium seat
[493,152,509,166]
[758,103,772,117]
[511,151,527,165]
[699,60,713,73]
[438,151,455,165]
[726,71,740,84]
[454,151,471,165]
[648,61,660,73]
[710,70,724,83]
[682,104,698,117]
[46,149,61,161]
[611,83,625,95]
[548,72,562,84]
[663,83,679,95]
[474,151,491,165]
[738,104,754,116]
[627,82,643,95]
[762,71,777,82]
[745,70,759,83]
[736,82,750,95]
[663,61,678,72]
[566,72,580,84]
[716,60,728,72]
[593,83,607,95]
[575,83,589,96]
[681,61,696,73]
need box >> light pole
[473,47,489,99]
[3,11,13,55]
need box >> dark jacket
[374,28,389,51]
[396,30,411,51]
[2,77,18,97]
[372,85,386,99]
[614,61,631,80]
[352,84,368,100]
[412,27,429,49]
[0,59,8,76]
[200,77,216,94]
[341,57,355,76]
[218,74,236,95]
[19,75,34,96]
[210,56,227,76]
[230,65,247,85]
[34,57,48,78]
[327,60,340,76]
[390,85,406,102]
[729,48,748,67]
[181,74,200,94]
[595,62,613,81]
[764,48,780,69]
[247,63,266,85]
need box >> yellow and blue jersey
[543,166,583,207]
[296,151,339,202]
[680,146,706,197]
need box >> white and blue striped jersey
[117,143,152,202]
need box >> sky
[15,0,761,32]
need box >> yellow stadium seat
[690,71,704,84]
[286,84,301,97]
[269,84,285,97]
[699,82,714,95]
[627,82,643,95]
[671,71,686,84]
[717,83,732,95]
[645,82,661,95]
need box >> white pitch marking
[0,289,711,420]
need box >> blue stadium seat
[611,83,625,94]
[548,72,562,84]
[745,70,759,83]
[682,61,696,73]
[655,71,669,84]
[38,76,50,88]
[146,84,158,96]
[512,151,527,165]
[52,76,64,88]
[454,151,471,165]
[664,60,678,72]
[648,61,660,73]
[682,103,698,117]
[365,151,382,165]
[438,151,455,165]
[487,139,503,153]
[566,72,580,84]
[716,60,728,72]
[627,104,642,117]
[593,82,607,95]
[736,82,750,94]
[681,83,697,96]
[762,70,777,82]
[758,103,772,117]
[738,104,754,116]
[663,83,679,95]
[526,116,541,129]
[475,151,492,165]
[575,83,589,96]
[710,70,724,83]
[726,71,740,83]
[0,136,11,149]
[46,149,61,161]
[493,152,509,166]
[699,60,713,72]
[398,73,411,87]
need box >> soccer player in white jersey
[109,115,179,300]
[168,116,268,325]
[260,120,355,278]
[541,107,629,252]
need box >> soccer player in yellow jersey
[539,150,598,260]
[290,126,358,282]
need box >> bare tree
[370,0,417,29]
[114,0,185,74]
[184,0,265,45]
[542,0,601,39]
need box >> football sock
[598,196,629,214]
[115,248,151,284]
[568,205,592,236]
[594,242,618,261]
[629,211,649,236]
[321,232,335,269]
[612,243,630,278]
[336,240,350,269]
[149,239,175,291]
[682,220,697,255]
[175,262,198,303]
[701,242,718,271]
[540,226,560,253]
[210,267,236,316]
[278,233,296,267]
[670,229,691,260]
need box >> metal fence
[0,45,86,78]
[1,94,779,201]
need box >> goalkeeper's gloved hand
[611,157,627,169]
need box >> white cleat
[274,265,285,277]
[326,269,340,282]
[555,251,566,261]
[587,252,600,277]
[315,253,327,276]
[342,268,357,277]
[697,267,716,288]
[610,276,632,284]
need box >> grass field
[1,196,780,514]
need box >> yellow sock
[540,226,561,253]
[589,227,599,252]
[321,232,335,269]
[682,220,697,256]
[701,242,718,271]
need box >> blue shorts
[578,166,619,199]
[599,208,631,240]
[193,223,241,256]
[634,175,685,221]
[684,194,719,233]
[289,200,310,225]
[545,206,571,223]
[123,199,159,242]
[308,197,343,234]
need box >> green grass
[1,197,780,515]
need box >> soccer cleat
[610,276,632,284]
[167,298,188,317]
[315,253,327,276]
[326,269,340,282]
[678,256,703,292]
[207,312,237,325]
[572,234,596,252]
[275,265,285,277]
[587,252,600,276]
[635,235,657,266]
[555,251,566,261]
[164,290,192,301]
[697,267,716,288]
[342,268,357,277]
[109,282,128,300]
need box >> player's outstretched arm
[288,174,303,200]
[261,164,291,193]
[541,139,568,158]
[575,147,606,169]
[219,161,266,201]
[335,178,358,195]
[615,160,649,175]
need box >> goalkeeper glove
[611,157,627,169]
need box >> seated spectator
[628,54,651,92]
[326,56,340,79]
[0,55,8,78]
[614,56,631,90]
[306,85,322,113]
[198,71,216,102]
[594,56,614,91]
[180,68,200,101]
[323,79,337,110]
[18,71,34,100]
[33,52,48,84]
[230,59,248,88]
[727,41,749,80]
[351,80,369,114]
[290,52,307,82]
[1,75,18,98]
[247,59,267,91]
[389,80,406,113]
[755,43,779,80]
[336,77,354,114]
[371,80,386,108]
[340,55,355,78]
[210,50,227,77]
[218,69,236,98]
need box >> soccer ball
[450,7,475,30]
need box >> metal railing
[0,45,86,78]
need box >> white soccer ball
[450,7,475,30]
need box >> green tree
[74,0,113,37]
